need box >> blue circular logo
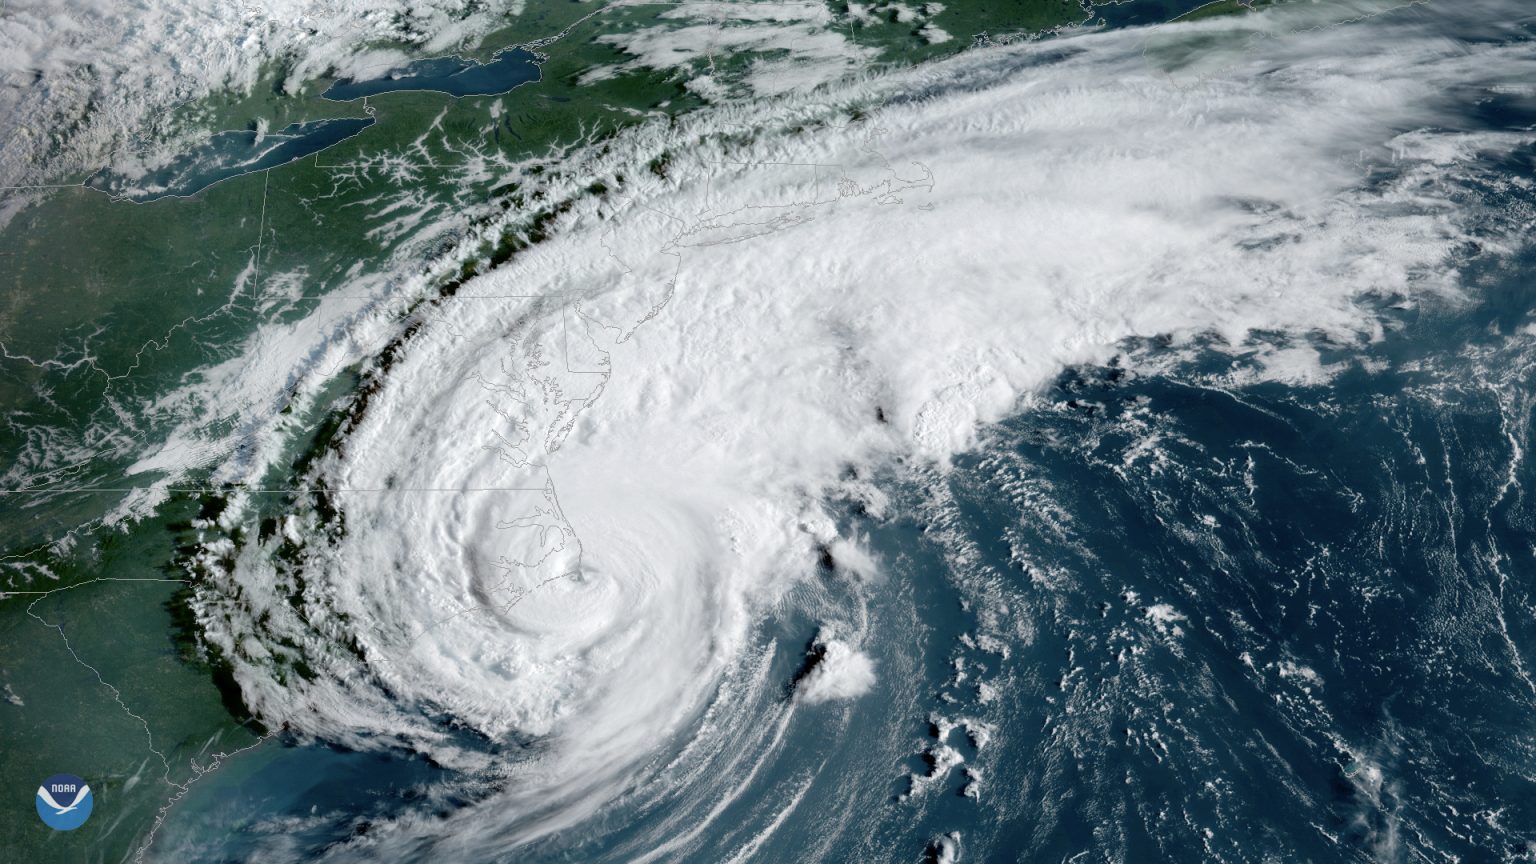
[35,774,92,831]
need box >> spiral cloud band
[155,3,1536,858]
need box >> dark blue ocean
[151,257,1536,864]
[143,9,1536,863]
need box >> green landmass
[0,1,1285,860]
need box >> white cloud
[920,23,954,44]
[796,633,878,703]
[0,0,527,186]
[588,0,875,97]
[82,2,1536,858]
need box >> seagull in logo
[36,785,89,815]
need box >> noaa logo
[35,774,92,831]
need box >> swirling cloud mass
[151,4,1536,859]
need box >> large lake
[88,118,375,202]
[323,48,542,101]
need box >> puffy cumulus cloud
[136,1,1536,859]
[0,0,526,186]
[797,630,879,703]
[584,0,876,99]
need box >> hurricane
[4,0,1536,861]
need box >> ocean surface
[151,271,1536,863]
[145,7,1536,862]
[6,3,1536,863]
